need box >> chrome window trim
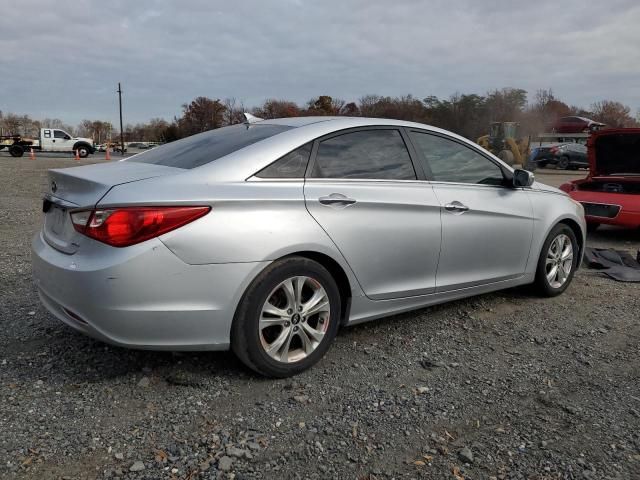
[246,176,305,182]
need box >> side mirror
[513,169,534,188]
[64,135,71,140]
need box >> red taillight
[550,147,558,154]
[71,206,210,247]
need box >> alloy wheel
[545,233,573,288]
[259,276,330,363]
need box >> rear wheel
[534,224,578,297]
[9,145,24,157]
[557,156,570,170]
[231,257,341,377]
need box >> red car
[560,128,640,231]
[552,116,605,134]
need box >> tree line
[2,88,638,144]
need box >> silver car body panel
[304,179,442,300]
[32,117,586,350]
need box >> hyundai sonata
[32,116,585,377]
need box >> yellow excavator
[477,122,531,168]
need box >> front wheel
[534,224,579,297]
[557,156,570,170]
[231,257,341,377]
[76,145,91,158]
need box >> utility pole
[117,83,125,156]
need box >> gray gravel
[1,155,639,479]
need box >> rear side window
[256,143,311,178]
[310,130,416,180]
[410,131,504,185]
[127,124,292,169]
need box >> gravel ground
[1,155,639,479]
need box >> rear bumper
[31,231,268,350]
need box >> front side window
[54,130,68,139]
[410,131,504,186]
[310,130,416,180]
[127,124,292,169]
[256,143,311,178]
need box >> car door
[407,130,534,292]
[303,127,442,300]
[53,130,73,152]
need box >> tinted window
[256,143,311,178]
[127,124,292,169]
[410,132,504,185]
[310,130,416,180]
[54,130,68,139]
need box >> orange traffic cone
[74,149,80,161]
[105,147,111,161]
[29,148,35,160]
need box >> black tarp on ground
[583,247,640,282]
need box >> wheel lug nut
[293,326,298,331]
[287,309,293,314]
[298,306,303,312]
[284,321,290,327]
[301,317,306,322]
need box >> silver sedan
[32,116,586,377]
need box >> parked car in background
[560,128,640,231]
[32,116,585,377]
[551,116,605,134]
[111,145,127,153]
[548,143,588,170]
[531,143,588,169]
[530,144,560,167]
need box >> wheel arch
[279,250,353,326]
[73,141,93,153]
[557,217,584,260]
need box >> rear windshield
[126,124,292,169]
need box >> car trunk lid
[590,129,640,176]
[43,162,183,254]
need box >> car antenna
[243,112,264,127]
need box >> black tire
[586,222,600,233]
[557,156,570,170]
[534,223,579,297]
[498,149,515,165]
[75,144,91,158]
[537,161,548,168]
[231,257,341,378]
[9,145,24,157]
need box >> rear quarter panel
[98,176,364,294]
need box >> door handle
[444,201,469,213]
[319,193,356,207]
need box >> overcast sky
[2,0,639,125]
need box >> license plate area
[49,206,67,235]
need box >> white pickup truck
[0,128,95,158]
